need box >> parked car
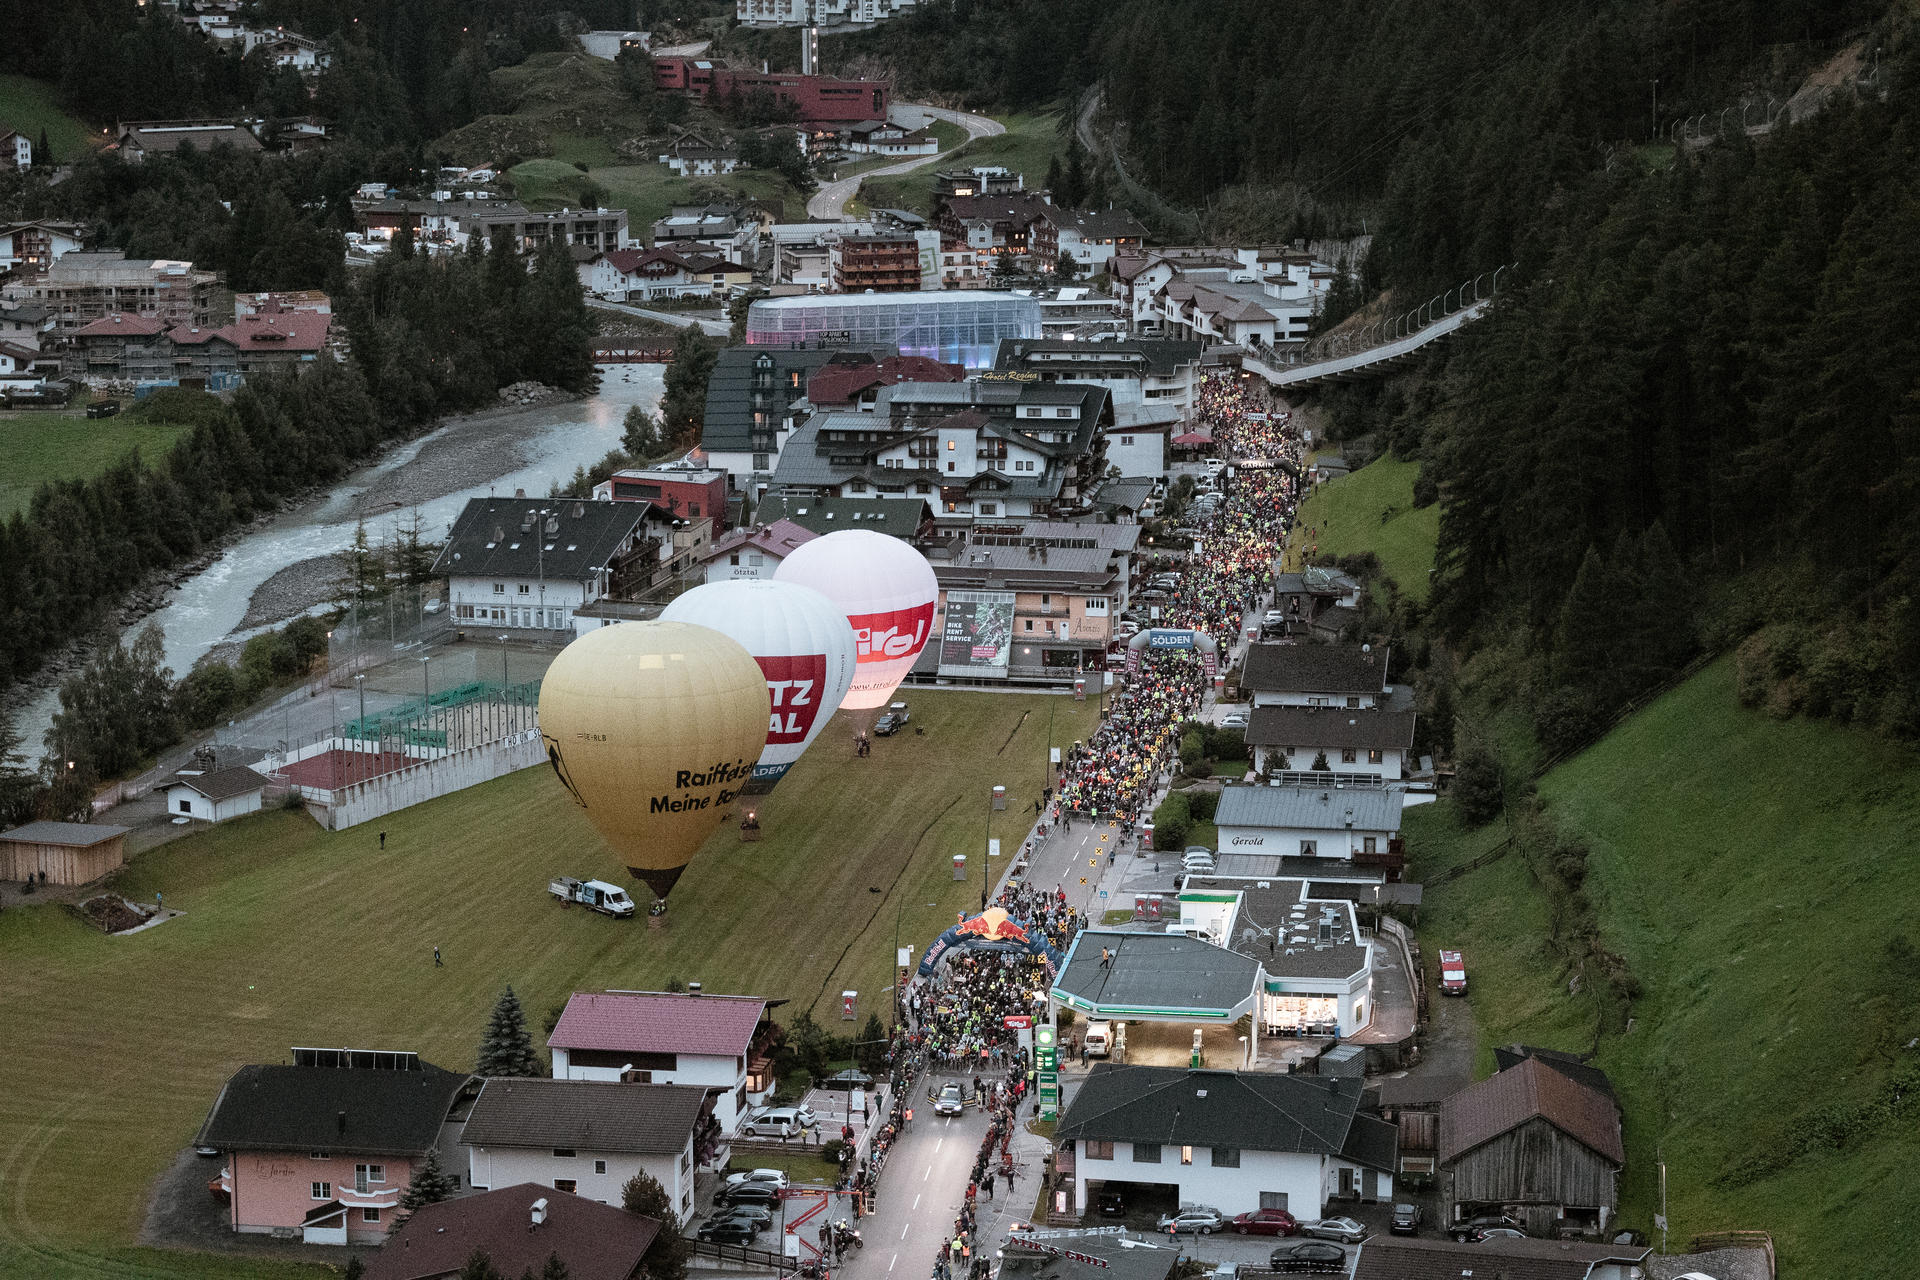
[1473,1228,1529,1242]
[1156,1207,1225,1235]
[1438,949,1468,996]
[711,1205,776,1229]
[874,703,911,735]
[934,1083,965,1116]
[1262,610,1285,627]
[1298,1216,1368,1243]
[698,1217,762,1244]
[1449,1215,1523,1242]
[193,1144,221,1158]
[1269,1241,1346,1273]
[1218,712,1249,731]
[1391,1203,1422,1234]
[724,1168,790,1190]
[1230,1208,1298,1236]
[1094,1188,1127,1217]
[1082,1020,1114,1056]
[86,399,121,419]
[739,1106,814,1138]
[715,1182,780,1208]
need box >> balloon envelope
[538,620,770,899]
[660,579,857,794]
[773,529,938,711]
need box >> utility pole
[1651,78,1659,141]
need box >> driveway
[141,1146,380,1268]
[807,104,1005,220]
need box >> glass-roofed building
[743,290,1041,370]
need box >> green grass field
[855,112,1064,216]
[1288,454,1439,602]
[1407,659,1920,1272]
[511,157,808,235]
[0,690,1094,1277]
[0,74,97,164]
[0,416,190,518]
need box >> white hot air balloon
[661,580,858,794]
[774,529,938,711]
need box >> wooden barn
[0,821,132,886]
[1438,1055,1624,1239]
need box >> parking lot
[1078,1194,1415,1276]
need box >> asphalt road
[808,105,1006,220]
[836,1099,993,1280]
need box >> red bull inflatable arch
[1124,628,1219,678]
[916,907,1065,977]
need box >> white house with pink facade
[197,1049,472,1246]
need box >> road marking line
[914,1194,921,1209]
[890,1255,898,1272]
[923,1166,931,1181]
[935,1138,943,1151]
[902,1223,911,1239]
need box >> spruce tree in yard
[397,1148,457,1224]
[622,1171,687,1280]
[477,986,542,1077]
[543,1254,571,1280]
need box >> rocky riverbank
[1,384,585,738]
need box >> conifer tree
[397,1149,458,1224]
[476,986,542,1078]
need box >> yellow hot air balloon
[538,620,770,904]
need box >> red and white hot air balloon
[660,580,857,794]
[774,529,938,711]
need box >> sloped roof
[1241,642,1388,695]
[548,990,766,1057]
[461,1078,709,1155]
[700,518,817,564]
[1352,1237,1651,1280]
[367,1184,660,1280]
[1057,1064,1393,1170]
[1213,784,1404,833]
[1492,1044,1618,1102]
[0,821,130,847]
[430,497,651,582]
[941,194,1054,227]
[1243,705,1415,752]
[165,766,270,801]
[1438,1057,1625,1166]
[807,354,963,406]
[754,494,930,540]
[197,1061,469,1156]
[701,345,863,453]
[1044,206,1149,240]
[224,311,330,352]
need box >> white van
[1082,1021,1114,1057]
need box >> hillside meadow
[0,689,1095,1277]
[1408,659,1920,1274]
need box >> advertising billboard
[938,590,1015,677]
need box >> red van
[1439,949,1468,996]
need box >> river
[15,366,666,756]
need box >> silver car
[1155,1207,1226,1235]
[1299,1216,1368,1244]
